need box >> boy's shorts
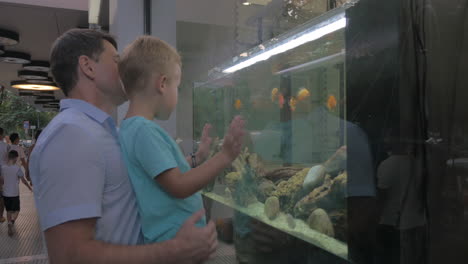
[3,196,20,212]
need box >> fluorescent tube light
[88,0,102,25]
[223,15,347,74]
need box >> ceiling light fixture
[26,77,54,85]
[18,70,48,80]
[223,12,346,74]
[0,29,19,46]
[11,80,60,91]
[18,91,35,97]
[242,1,252,5]
[0,51,31,64]
[23,61,50,72]
[36,96,56,100]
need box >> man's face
[94,40,127,106]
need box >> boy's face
[159,63,181,120]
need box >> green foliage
[0,90,57,139]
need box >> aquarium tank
[193,4,351,262]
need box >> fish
[271,88,279,102]
[327,95,337,110]
[234,99,243,110]
[289,97,298,112]
[297,88,310,101]
[278,94,285,109]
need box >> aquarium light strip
[223,16,347,74]
[274,50,345,75]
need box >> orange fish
[271,88,279,102]
[278,94,285,109]
[289,97,298,112]
[234,99,243,110]
[327,95,337,110]
[297,88,310,101]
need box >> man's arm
[45,210,217,264]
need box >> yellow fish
[297,88,310,101]
[234,99,243,110]
[271,88,279,102]
[289,97,298,112]
[327,95,337,110]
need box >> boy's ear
[78,55,96,80]
[155,74,168,94]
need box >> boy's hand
[196,124,213,162]
[221,116,245,162]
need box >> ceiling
[0,2,88,110]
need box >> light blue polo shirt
[29,99,142,245]
[119,116,205,243]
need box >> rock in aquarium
[308,208,334,237]
[258,179,276,202]
[286,214,296,229]
[302,165,326,192]
[264,196,280,220]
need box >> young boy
[0,150,32,236]
[119,36,245,243]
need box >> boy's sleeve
[134,125,178,180]
[17,167,24,179]
[32,124,105,231]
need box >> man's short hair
[50,29,117,96]
[0,127,4,136]
[8,150,18,160]
[9,133,19,143]
[119,36,181,96]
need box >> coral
[272,168,310,212]
[226,172,242,187]
[294,172,347,218]
[264,167,302,183]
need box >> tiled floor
[0,185,236,264]
[0,185,47,264]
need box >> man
[0,127,8,222]
[29,29,217,263]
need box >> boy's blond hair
[119,36,181,96]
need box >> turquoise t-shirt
[119,116,205,243]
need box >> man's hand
[221,116,245,162]
[174,210,218,263]
[196,124,213,162]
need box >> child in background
[0,150,32,236]
[118,36,245,243]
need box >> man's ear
[78,55,95,80]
